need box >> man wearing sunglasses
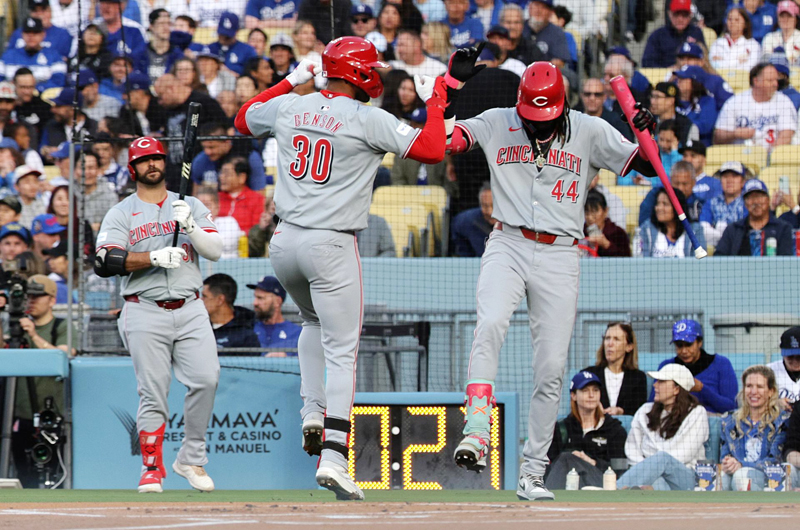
[578,77,631,142]
[350,4,376,37]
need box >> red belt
[124,291,199,310]
[495,222,577,246]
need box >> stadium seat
[370,203,432,257]
[768,144,800,167]
[262,184,275,198]
[194,27,217,45]
[606,185,649,233]
[705,145,767,176]
[638,68,670,86]
[381,152,395,168]
[759,166,800,194]
[372,184,447,231]
[718,69,750,93]
[43,165,61,181]
[791,68,800,90]
[597,169,615,187]
[701,27,717,48]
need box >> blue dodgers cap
[673,65,706,83]
[531,0,554,6]
[50,87,82,107]
[768,53,791,76]
[351,4,374,17]
[781,327,800,357]
[570,371,602,391]
[0,222,31,244]
[677,41,703,59]
[0,137,19,150]
[608,45,636,66]
[31,213,66,236]
[742,178,769,197]
[247,275,286,300]
[408,107,427,123]
[77,67,97,88]
[127,71,152,91]
[51,141,76,159]
[671,319,703,343]
[196,45,223,62]
[218,11,239,38]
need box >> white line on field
[61,520,259,530]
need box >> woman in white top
[617,364,709,490]
[761,1,800,65]
[710,7,762,71]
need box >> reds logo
[531,97,549,107]
[132,138,152,149]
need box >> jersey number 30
[289,134,334,184]
[551,180,579,203]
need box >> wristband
[443,73,465,90]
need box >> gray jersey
[457,109,639,240]
[243,92,421,231]
[96,191,217,300]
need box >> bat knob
[694,247,708,260]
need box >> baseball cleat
[302,417,324,456]
[172,460,215,492]
[138,467,163,493]
[316,461,365,501]
[516,473,555,501]
[454,434,488,472]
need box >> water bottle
[603,467,617,490]
[749,229,763,256]
[566,468,580,490]
[632,227,643,257]
[766,237,777,257]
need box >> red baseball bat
[610,76,707,259]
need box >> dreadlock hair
[556,96,572,147]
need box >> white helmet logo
[532,96,549,106]
[135,138,151,149]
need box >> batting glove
[172,200,196,234]
[149,247,186,269]
[630,102,656,133]
[286,58,322,87]
[414,75,447,112]
[444,42,487,90]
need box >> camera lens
[31,443,52,464]
[39,410,57,430]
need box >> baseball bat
[610,76,707,260]
[171,102,202,247]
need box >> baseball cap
[673,65,706,83]
[127,71,152,92]
[718,161,745,176]
[0,81,16,101]
[196,45,223,62]
[218,11,239,38]
[352,4,374,18]
[51,142,75,160]
[76,68,98,88]
[671,319,703,343]
[42,238,74,258]
[365,31,387,53]
[22,17,44,33]
[407,107,427,124]
[679,139,706,156]
[28,0,49,9]
[13,165,43,185]
[109,50,134,64]
[670,0,691,12]
[648,364,695,392]
[0,195,21,214]
[0,222,31,244]
[654,81,678,98]
[742,178,769,197]
[570,371,602,391]
[778,0,800,16]
[247,275,287,300]
[608,45,636,66]
[781,327,800,357]
[31,214,66,236]
[27,274,57,297]
[270,33,294,50]
[531,0,554,7]
[769,53,791,77]
[486,25,511,40]
[478,42,500,62]
[676,42,703,59]
[0,137,19,151]
[50,87,82,107]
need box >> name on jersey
[130,221,180,245]
[496,145,582,175]
[293,112,343,133]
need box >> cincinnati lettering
[293,112,344,133]
[129,221,180,245]
[496,146,582,175]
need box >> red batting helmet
[127,136,166,179]
[322,36,389,99]
[516,62,566,122]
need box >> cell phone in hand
[779,175,791,196]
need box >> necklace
[533,130,556,169]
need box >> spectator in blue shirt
[191,121,268,192]
[451,182,494,257]
[699,161,748,247]
[651,319,738,414]
[0,18,67,92]
[608,46,651,98]
[208,12,259,76]
[675,42,734,111]
[768,52,800,110]
[522,0,570,69]
[99,52,134,102]
[202,273,261,352]
[248,276,302,357]
[245,0,299,30]
[442,0,484,47]
[97,0,149,74]
[8,0,74,60]
[673,65,718,146]
[744,0,777,43]
[642,0,705,67]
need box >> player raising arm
[445,58,657,501]
[94,137,223,494]
[234,36,455,501]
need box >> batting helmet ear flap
[127,136,167,179]
[516,62,566,122]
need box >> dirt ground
[1,501,799,530]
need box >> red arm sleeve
[234,79,294,136]
[405,105,446,165]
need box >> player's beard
[522,117,558,141]
[255,306,275,322]
[137,166,166,186]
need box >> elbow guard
[94,247,128,277]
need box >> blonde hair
[595,322,640,370]
[421,22,452,63]
[733,365,782,440]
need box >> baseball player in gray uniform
[235,36,451,500]
[445,61,657,500]
[94,137,223,493]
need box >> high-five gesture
[444,42,487,90]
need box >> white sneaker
[172,460,215,492]
[302,416,324,456]
[316,461,365,501]
[517,473,555,501]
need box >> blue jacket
[190,150,269,190]
[747,3,777,43]
[704,73,735,112]
[779,209,800,229]
[654,353,738,413]
[719,411,790,469]
[209,41,259,76]
[677,95,718,146]
[640,218,706,258]
[522,22,570,64]
[715,214,795,256]
[0,47,67,91]
[631,71,652,94]
[254,320,302,356]
[214,306,261,351]
[782,87,800,111]
[8,25,73,59]
[105,25,149,74]
[451,207,492,257]
[642,24,705,67]
[692,174,723,204]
